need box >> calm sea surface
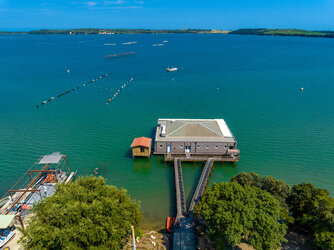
[0,34,334,228]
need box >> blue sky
[0,0,333,30]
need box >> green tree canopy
[231,172,292,223]
[288,183,334,249]
[230,172,291,205]
[194,182,287,249]
[315,231,334,250]
[230,172,262,188]
[20,176,142,249]
[288,183,334,221]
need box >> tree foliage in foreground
[231,172,293,223]
[288,183,334,249]
[194,182,287,249]
[230,172,291,205]
[19,176,142,249]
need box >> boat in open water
[166,67,178,72]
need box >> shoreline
[1,28,334,39]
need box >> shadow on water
[150,126,156,143]
[124,148,133,159]
[163,160,176,218]
[132,157,152,173]
[183,161,205,208]
[210,161,239,184]
[151,155,176,217]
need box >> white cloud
[71,1,98,7]
[104,0,126,5]
[85,1,97,6]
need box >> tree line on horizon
[2,28,334,38]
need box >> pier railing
[174,158,187,219]
[188,158,214,213]
[165,154,239,162]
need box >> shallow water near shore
[0,34,334,228]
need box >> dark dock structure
[154,119,240,162]
[172,158,215,250]
[174,159,186,218]
[188,158,214,213]
[154,118,240,249]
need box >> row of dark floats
[36,73,134,108]
[106,77,134,105]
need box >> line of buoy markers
[36,73,111,108]
[106,77,134,105]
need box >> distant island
[1,28,334,38]
[0,28,221,35]
[230,28,334,38]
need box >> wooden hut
[131,137,152,158]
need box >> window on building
[159,145,163,148]
[140,147,145,152]
[215,146,219,149]
[206,145,210,149]
[180,145,183,148]
[229,145,234,149]
[197,145,200,148]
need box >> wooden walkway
[172,158,215,250]
[188,158,214,213]
[174,158,187,219]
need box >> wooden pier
[174,158,187,218]
[172,158,215,250]
[188,158,214,213]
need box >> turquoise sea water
[1,34,334,228]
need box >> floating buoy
[300,87,304,92]
[42,101,47,104]
[216,88,219,90]
[51,97,54,100]
[67,69,70,74]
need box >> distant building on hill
[153,119,239,161]
[131,137,152,158]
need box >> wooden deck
[165,154,239,162]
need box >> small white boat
[0,227,16,248]
[166,67,178,72]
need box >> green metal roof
[0,215,15,229]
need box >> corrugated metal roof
[38,152,63,164]
[155,119,236,143]
[131,137,152,148]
